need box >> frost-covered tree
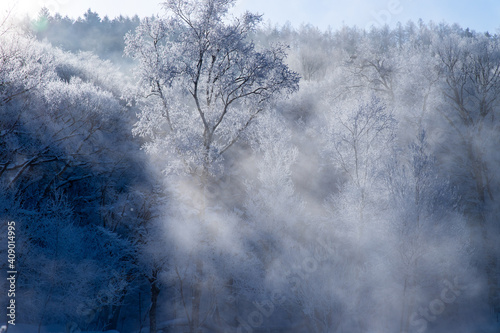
[434,32,500,315]
[125,0,299,175]
[344,31,399,101]
[0,30,54,107]
[125,1,299,331]
[384,131,471,333]
[0,26,144,331]
[322,95,395,217]
[435,33,500,209]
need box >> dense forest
[1,1,499,332]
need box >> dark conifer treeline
[29,8,140,64]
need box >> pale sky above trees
[2,0,500,33]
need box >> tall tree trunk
[105,295,126,330]
[149,272,160,333]
[479,213,500,318]
[469,145,499,316]
[189,159,210,333]
[191,260,203,333]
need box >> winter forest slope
[0,1,499,332]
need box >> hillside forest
[1,1,499,332]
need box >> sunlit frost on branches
[125,0,299,176]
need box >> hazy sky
[1,0,499,33]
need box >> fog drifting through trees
[0,1,499,333]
